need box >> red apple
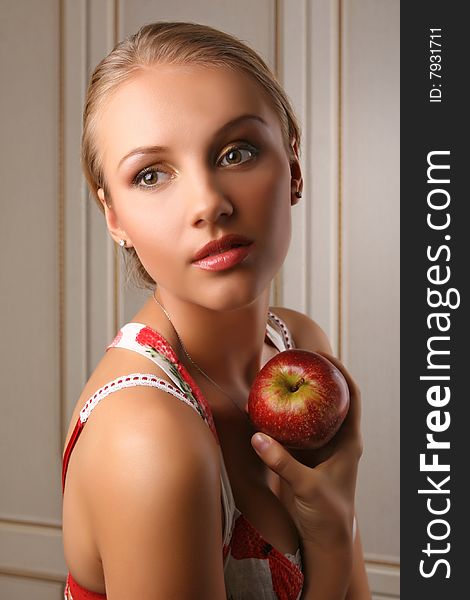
[248,349,350,449]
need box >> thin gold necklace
[152,289,253,420]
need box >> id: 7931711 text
[429,28,442,103]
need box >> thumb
[251,432,306,491]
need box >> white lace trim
[110,323,188,390]
[79,373,199,424]
[267,311,295,350]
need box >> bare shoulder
[80,383,221,505]
[81,385,226,598]
[270,306,333,354]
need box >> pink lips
[192,233,254,271]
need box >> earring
[295,190,302,198]
[119,239,126,248]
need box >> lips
[192,233,253,262]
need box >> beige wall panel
[0,0,61,521]
[63,0,118,427]
[277,0,310,315]
[0,522,66,581]
[0,1,67,595]
[0,574,64,600]
[341,0,400,567]
[119,0,276,63]
[308,0,340,347]
[86,0,120,372]
[279,0,340,354]
[63,0,91,414]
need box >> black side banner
[401,2,468,598]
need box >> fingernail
[252,433,271,452]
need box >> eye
[132,166,172,190]
[218,144,258,167]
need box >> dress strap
[266,310,295,351]
[79,372,206,424]
[107,323,190,391]
[107,322,217,436]
[61,372,206,494]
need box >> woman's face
[97,64,301,310]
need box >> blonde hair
[82,21,301,289]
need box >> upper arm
[87,386,227,599]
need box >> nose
[187,170,234,226]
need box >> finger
[288,442,334,468]
[251,432,308,492]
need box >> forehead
[96,64,283,168]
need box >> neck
[143,287,272,393]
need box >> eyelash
[131,142,259,190]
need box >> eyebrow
[117,114,268,169]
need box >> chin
[195,277,271,313]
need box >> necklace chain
[152,290,251,419]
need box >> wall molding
[366,562,400,598]
[0,518,61,531]
[0,521,67,581]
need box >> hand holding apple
[248,349,350,449]
[250,351,362,556]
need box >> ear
[289,139,303,206]
[97,188,133,248]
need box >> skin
[64,62,369,597]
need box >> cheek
[258,158,293,258]
[113,190,168,240]
[119,203,157,242]
[242,155,292,224]
[126,223,170,283]
[112,198,168,267]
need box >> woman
[62,21,370,599]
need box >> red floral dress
[62,311,303,600]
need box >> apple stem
[291,377,305,393]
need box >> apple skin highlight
[247,350,350,449]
